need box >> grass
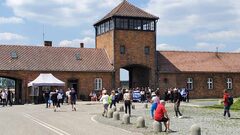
[204,98,240,110]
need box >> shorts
[159,117,169,122]
[71,100,76,105]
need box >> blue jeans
[150,102,158,118]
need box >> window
[95,78,102,90]
[187,78,193,90]
[144,46,150,55]
[207,78,213,89]
[105,21,109,32]
[120,45,125,54]
[110,20,114,30]
[226,78,232,89]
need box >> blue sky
[1,0,240,80]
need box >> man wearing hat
[173,88,183,118]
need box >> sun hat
[151,92,156,96]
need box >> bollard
[118,105,124,112]
[113,111,120,120]
[136,116,145,128]
[132,104,135,109]
[144,103,148,109]
[123,114,130,124]
[112,106,117,112]
[190,124,201,135]
[153,121,162,132]
[107,110,114,118]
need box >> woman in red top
[223,89,230,118]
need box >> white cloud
[235,48,240,52]
[0,32,26,41]
[146,0,240,37]
[5,0,122,26]
[195,42,226,51]
[0,16,24,24]
[157,43,182,51]
[59,37,95,48]
[195,30,240,41]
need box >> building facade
[1,1,240,104]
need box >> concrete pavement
[0,102,142,135]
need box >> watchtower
[94,0,159,89]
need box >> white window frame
[187,78,193,90]
[226,78,233,89]
[207,78,214,89]
[94,78,102,91]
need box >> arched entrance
[121,65,150,89]
[0,76,22,104]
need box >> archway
[120,64,150,89]
[120,68,129,89]
[0,76,22,104]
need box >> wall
[159,72,240,98]
[0,70,112,103]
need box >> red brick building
[1,1,240,103]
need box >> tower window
[120,45,125,54]
[144,46,150,55]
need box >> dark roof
[158,51,240,73]
[0,45,114,72]
[94,0,159,25]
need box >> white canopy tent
[28,73,65,87]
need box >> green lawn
[204,98,240,110]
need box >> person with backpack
[223,89,232,118]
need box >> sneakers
[166,129,173,133]
[173,116,177,118]
[178,116,183,119]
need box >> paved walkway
[0,102,142,135]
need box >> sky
[1,0,240,80]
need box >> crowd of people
[0,88,13,107]
[43,88,77,112]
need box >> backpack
[228,96,234,106]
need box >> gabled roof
[94,0,159,25]
[0,45,114,72]
[158,51,240,73]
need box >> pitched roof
[158,51,240,73]
[94,0,159,25]
[0,45,114,72]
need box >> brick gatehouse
[1,1,240,104]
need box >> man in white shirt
[100,90,109,116]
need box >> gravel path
[94,101,240,135]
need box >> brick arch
[0,73,23,104]
[121,64,150,88]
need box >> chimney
[44,41,52,47]
[80,43,84,48]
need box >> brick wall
[0,70,112,103]
[159,72,240,98]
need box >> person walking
[109,90,116,108]
[44,90,50,108]
[6,89,13,106]
[56,91,63,111]
[150,90,160,119]
[70,88,77,111]
[123,89,132,116]
[173,88,183,118]
[1,90,7,107]
[223,89,232,118]
[51,90,58,112]
[99,90,109,116]
[154,100,173,133]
